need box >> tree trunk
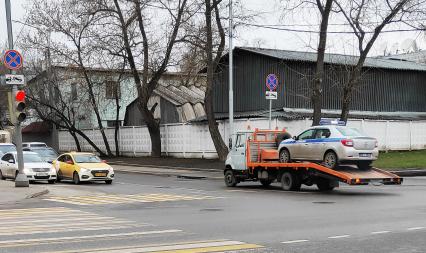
[340,87,351,122]
[138,99,162,157]
[312,0,333,126]
[70,131,81,152]
[73,128,108,157]
[204,0,228,161]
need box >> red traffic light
[15,90,26,101]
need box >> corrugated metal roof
[239,47,426,72]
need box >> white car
[278,122,378,170]
[0,151,57,184]
[0,143,16,157]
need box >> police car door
[293,129,316,160]
[311,128,331,160]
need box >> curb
[114,168,222,180]
[108,162,222,173]
[26,189,50,199]
[390,170,426,177]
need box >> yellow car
[53,152,114,184]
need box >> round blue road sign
[266,74,278,91]
[3,50,23,71]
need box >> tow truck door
[231,133,247,171]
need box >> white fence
[59,118,426,158]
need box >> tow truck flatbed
[224,129,402,191]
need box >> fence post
[132,126,136,157]
[385,121,389,152]
[165,124,168,156]
[183,123,186,158]
[409,121,412,151]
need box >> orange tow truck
[224,129,402,191]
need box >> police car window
[336,127,363,137]
[314,129,331,139]
[298,129,315,140]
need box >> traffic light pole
[5,0,29,187]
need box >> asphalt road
[0,169,425,253]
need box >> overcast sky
[1,0,425,57]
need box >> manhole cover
[312,201,335,204]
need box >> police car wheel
[323,151,338,169]
[279,149,291,163]
[224,170,237,187]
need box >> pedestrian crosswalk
[0,207,148,236]
[0,207,262,253]
[44,240,262,253]
[45,193,222,206]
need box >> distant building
[212,47,426,120]
[383,51,426,64]
[28,66,206,129]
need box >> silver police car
[278,121,378,170]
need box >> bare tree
[312,0,334,126]
[23,0,116,156]
[203,0,228,161]
[335,0,424,121]
[90,0,190,157]
[25,65,109,156]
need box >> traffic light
[15,90,26,122]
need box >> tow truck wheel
[281,172,301,191]
[316,178,335,191]
[260,179,273,187]
[279,149,291,163]
[224,170,237,187]
[323,151,338,169]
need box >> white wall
[59,118,426,158]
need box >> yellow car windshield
[74,154,102,163]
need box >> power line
[240,22,426,34]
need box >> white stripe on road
[281,239,309,244]
[328,235,350,239]
[0,230,182,247]
[45,240,261,253]
[371,231,391,234]
[407,227,425,231]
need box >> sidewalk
[0,180,49,205]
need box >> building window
[106,81,121,99]
[71,83,78,101]
[107,120,122,127]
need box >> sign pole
[228,0,234,147]
[5,0,29,187]
[269,99,272,129]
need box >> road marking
[328,235,350,239]
[45,240,262,253]
[0,207,147,236]
[46,193,222,206]
[0,230,182,248]
[407,227,425,231]
[281,239,309,244]
[371,231,391,234]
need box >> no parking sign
[3,50,23,71]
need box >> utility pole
[228,0,234,146]
[5,0,29,187]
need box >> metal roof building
[213,47,426,119]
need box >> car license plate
[95,173,107,177]
[359,153,372,158]
[36,172,48,176]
